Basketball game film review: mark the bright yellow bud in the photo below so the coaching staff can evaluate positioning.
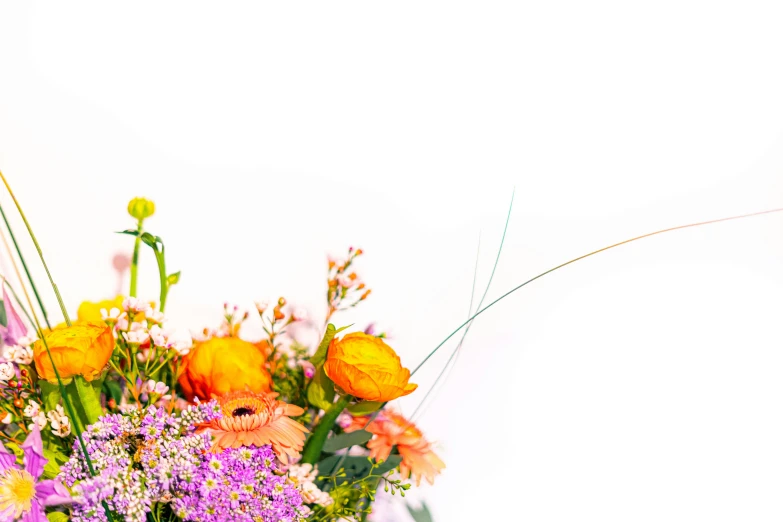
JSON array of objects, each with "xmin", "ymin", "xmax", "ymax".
[
  {"xmin": 127, "ymin": 197, "xmax": 156, "ymax": 221},
  {"xmin": 323, "ymin": 332, "xmax": 417, "ymax": 402},
  {"xmin": 33, "ymin": 321, "xmax": 115, "ymax": 383}
]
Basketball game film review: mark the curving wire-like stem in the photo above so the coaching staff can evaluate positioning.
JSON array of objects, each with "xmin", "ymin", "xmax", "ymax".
[
  {"xmin": 0, "ymin": 171, "xmax": 72, "ymax": 326},
  {"xmin": 0, "ymin": 170, "xmax": 115, "ymax": 521},
  {"xmin": 326, "ymin": 204, "xmax": 783, "ymax": 482},
  {"xmin": 411, "ymin": 205, "xmax": 783, "ymax": 377},
  {"xmin": 0, "ymin": 203, "xmax": 51, "ymax": 329}
]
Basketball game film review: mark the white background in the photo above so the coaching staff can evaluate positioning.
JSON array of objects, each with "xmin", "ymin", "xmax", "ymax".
[{"xmin": 2, "ymin": 2, "xmax": 783, "ymax": 520}]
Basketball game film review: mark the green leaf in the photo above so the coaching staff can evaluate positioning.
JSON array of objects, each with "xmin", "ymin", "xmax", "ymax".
[
  {"xmin": 310, "ymin": 323, "xmax": 352, "ymax": 366},
  {"xmin": 322, "ymin": 430, "xmax": 373, "ymax": 453},
  {"xmin": 47, "ymin": 512, "xmax": 70, "ymax": 522},
  {"xmin": 103, "ymin": 379, "xmax": 123, "ymax": 406},
  {"xmin": 167, "ymin": 271, "xmax": 181, "ymax": 285},
  {"xmin": 0, "ymin": 299, "xmax": 7, "ymax": 327},
  {"xmin": 316, "ymin": 454, "xmax": 402, "ymax": 484},
  {"xmin": 346, "ymin": 401, "xmax": 384, "ymax": 415},
  {"xmin": 140, "ymin": 232, "xmax": 160, "ymax": 251},
  {"xmin": 407, "ymin": 502, "xmax": 434, "ymax": 522},
  {"xmin": 70, "ymin": 376, "xmax": 104, "ymax": 426},
  {"xmin": 40, "ymin": 381, "xmax": 62, "ymax": 412},
  {"xmin": 42, "ymin": 447, "xmax": 67, "ymax": 479},
  {"xmin": 306, "ymin": 366, "xmax": 335, "ymax": 410},
  {"xmin": 117, "ymin": 229, "xmax": 140, "ymax": 237}
]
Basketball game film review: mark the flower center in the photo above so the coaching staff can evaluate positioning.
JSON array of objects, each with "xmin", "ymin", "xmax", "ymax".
[
  {"xmin": 232, "ymin": 407, "xmax": 255, "ymax": 417},
  {"xmin": 0, "ymin": 468, "xmax": 35, "ymax": 518}
]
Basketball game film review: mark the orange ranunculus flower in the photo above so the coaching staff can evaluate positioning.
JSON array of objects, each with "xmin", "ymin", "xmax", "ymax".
[
  {"xmin": 178, "ymin": 337, "xmax": 273, "ymax": 401},
  {"xmin": 323, "ymin": 332, "xmax": 417, "ymax": 402},
  {"xmin": 77, "ymin": 296, "xmax": 125, "ymax": 323},
  {"xmin": 33, "ymin": 321, "xmax": 115, "ymax": 383}
]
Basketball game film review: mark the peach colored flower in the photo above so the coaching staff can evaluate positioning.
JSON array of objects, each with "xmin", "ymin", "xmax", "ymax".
[
  {"xmin": 347, "ymin": 411, "xmax": 445, "ymax": 486},
  {"xmin": 197, "ymin": 391, "xmax": 308, "ymax": 465}
]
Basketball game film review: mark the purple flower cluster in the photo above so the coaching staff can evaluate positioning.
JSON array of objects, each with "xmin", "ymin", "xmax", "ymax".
[
  {"xmin": 59, "ymin": 401, "xmax": 310, "ymax": 522},
  {"xmin": 172, "ymin": 444, "xmax": 310, "ymax": 522},
  {"xmin": 60, "ymin": 401, "xmax": 222, "ymax": 522}
]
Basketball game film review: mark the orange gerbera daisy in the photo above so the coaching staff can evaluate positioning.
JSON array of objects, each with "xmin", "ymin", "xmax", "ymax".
[
  {"xmin": 347, "ymin": 410, "xmax": 445, "ymax": 486},
  {"xmin": 197, "ymin": 391, "xmax": 308, "ymax": 465}
]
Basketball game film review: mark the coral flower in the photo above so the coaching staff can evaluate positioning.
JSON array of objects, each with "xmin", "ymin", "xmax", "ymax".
[
  {"xmin": 347, "ymin": 411, "xmax": 445, "ymax": 486},
  {"xmin": 323, "ymin": 332, "xmax": 417, "ymax": 402},
  {"xmin": 33, "ymin": 321, "xmax": 114, "ymax": 383},
  {"xmin": 178, "ymin": 337, "xmax": 273, "ymax": 401},
  {"xmin": 197, "ymin": 391, "xmax": 309, "ymax": 465}
]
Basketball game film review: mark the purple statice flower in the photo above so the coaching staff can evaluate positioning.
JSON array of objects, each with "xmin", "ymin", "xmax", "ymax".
[
  {"xmin": 172, "ymin": 444, "xmax": 309, "ymax": 522},
  {"xmin": 60, "ymin": 400, "xmax": 221, "ymax": 522},
  {"xmin": 0, "ymin": 424, "xmax": 73, "ymax": 520}
]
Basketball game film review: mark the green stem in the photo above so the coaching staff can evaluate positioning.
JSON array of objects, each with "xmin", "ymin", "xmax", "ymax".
[
  {"xmin": 0, "ymin": 170, "xmax": 115, "ymax": 521},
  {"xmin": 129, "ymin": 221, "xmax": 142, "ymax": 297},
  {"xmin": 154, "ymin": 249, "xmax": 168, "ymax": 312},
  {"xmin": 301, "ymin": 394, "xmax": 352, "ymax": 464},
  {"xmin": 0, "ymin": 203, "xmax": 51, "ymax": 329}
]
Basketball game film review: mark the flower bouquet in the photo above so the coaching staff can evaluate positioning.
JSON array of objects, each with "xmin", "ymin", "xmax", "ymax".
[
  {"xmin": 0, "ymin": 171, "xmax": 779, "ymax": 522},
  {"xmin": 0, "ymin": 181, "xmax": 445, "ymax": 522}
]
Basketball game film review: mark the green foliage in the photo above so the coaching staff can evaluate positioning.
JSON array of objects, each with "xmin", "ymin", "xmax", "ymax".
[
  {"xmin": 0, "ymin": 298, "xmax": 7, "ymax": 327},
  {"xmin": 307, "ymin": 366, "xmax": 335, "ymax": 411},
  {"xmin": 40, "ymin": 380, "xmax": 62, "ymax": 412},
  {"xmin": 47, "ymin": 512, "xmax": 70, "ymax": 522},
  {"xmin": 346, "ymin": 400, "xmax": 383, "ymax": 415},
  {"xmin": 407, "ymin": 502, "xmax": 434, "ymax": 522},
  {"xmin": 310, "ymin": 323, "xmax": 351, "ymax": 366},
  {"xmin": 317, "ymin": 455, "xmax": 402, "ymax": 485},
  {"xmin": 322, "ymin": 430, "xmax": 372, "ymax": 453}
]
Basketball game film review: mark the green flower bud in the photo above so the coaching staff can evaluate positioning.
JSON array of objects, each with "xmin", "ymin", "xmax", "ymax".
[{"xmin": 127, "ymin": 197, "xmax": 156, "ymax": 221}]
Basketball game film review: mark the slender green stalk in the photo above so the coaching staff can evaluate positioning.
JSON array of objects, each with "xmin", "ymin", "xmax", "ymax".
[
  {"xmin": 0, "ymin": 170, "xmax": 115, "ymax": 521},
  {"xmin": 411, "ymin": 205, "xmax": 783, "ymax": 376},
  {"xmin": 130, "ymin": 221, "xmax": 142, "ymax": 297},
  {"xmin": 0, "ymin": 173, "xmax": 71, "ymax": 326},
  {"xmin": 412, "ymin": 189, "xmax": 514, "ymax": 420},
  {"xmin": 154, "ymin": 248, "xmax": 168, "ymax": 312},
  {"xmin": 0, "ymin": 203, "xmax": 51, "ymax": 329},
  {"xmin": 301, "ymin": 394, "xmax": 352, "ymax": 464}
]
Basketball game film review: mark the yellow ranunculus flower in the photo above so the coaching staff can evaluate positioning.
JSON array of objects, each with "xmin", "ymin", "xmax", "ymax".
[
  {"xmin": 33, "ymin": 321, "xmax": 115, "ymax": 383},
  {"xmin": 323, "ymin": 332, "xmax": 418, "ymax": 402},
  {"xmin": 77, "ymin": 296, "xmax": 125, "ymax": 323},
  {"xmin": 178, "ymin": 337, "xmax": 273, "ymax": 401}
]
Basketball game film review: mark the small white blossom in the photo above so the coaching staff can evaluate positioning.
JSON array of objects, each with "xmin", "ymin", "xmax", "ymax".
[
  {"xmin": 168, "ymin": 336, "xmax": 192, "ymax": 356},
  {"xmin": 1, "ymin": 412, "xmax": 12, "ymax": 424},
  {"xmin": 123, "ymin": 330, "xmax": 150, "ymax": 345},
  {"xmin": 0, "ymin": 362, "xmax": 15, "ymax": 382},
  {"xmin": 145, "ymin": 309, "xmax": 166, "ymax": 325},
  {"xmin": 3, "ymin": 344, "xmax": 33, "ymax": 364},
  {"xmin": 28, "ymin": 411, "xmax": 47, "ymax": 431},
  {"xmin": 23, "ymin": 400, "xmax": 41, "ymax": 418},
  {"xmin": 122, "ymin": 297, "xmax": 150, "ymax": 314},
  {"xmin": 16, "ymin": 336, "xmax": 34, "ymax": 348},
  {"xmin": 143, "ymin": 380, "xmax": 169, "ymax": 395},
  {"xmin": 149, "ymin": 325, "xmax": 168, "ymax": 347},
  {"xmin": 101, "ymin": 307, "xmax": 124, "ymax": 322},
  {"xmin": 46, "ymin": 405, "xmax": 71, "ymax": 437}
]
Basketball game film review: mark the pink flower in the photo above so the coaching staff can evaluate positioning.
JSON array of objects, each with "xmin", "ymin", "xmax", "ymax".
[
  {"xmin": 298, "ymin": 360, "xmax": 316, "ymax": 379},
  {"xmin": 0, "ymin": 286, "xmax": 28, "ymax": 348},
  {"xmin": 0, "ymin": 424, "xmax": 73, "ymax": 520}
]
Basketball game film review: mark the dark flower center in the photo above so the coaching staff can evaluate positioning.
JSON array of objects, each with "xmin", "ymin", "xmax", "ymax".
[{"xmin": 232, "ymin": 407, "xmax": 255, "ymax": 417}]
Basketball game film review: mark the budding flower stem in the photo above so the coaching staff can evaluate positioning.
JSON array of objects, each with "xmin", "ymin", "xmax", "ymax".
[
  {"xmin": 129, "ymin": 219, "xmax": 143, "ymax": 297},
  {"xmin": 301, "ymin": 394, "xmax": 353, "ymax": 464}
]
